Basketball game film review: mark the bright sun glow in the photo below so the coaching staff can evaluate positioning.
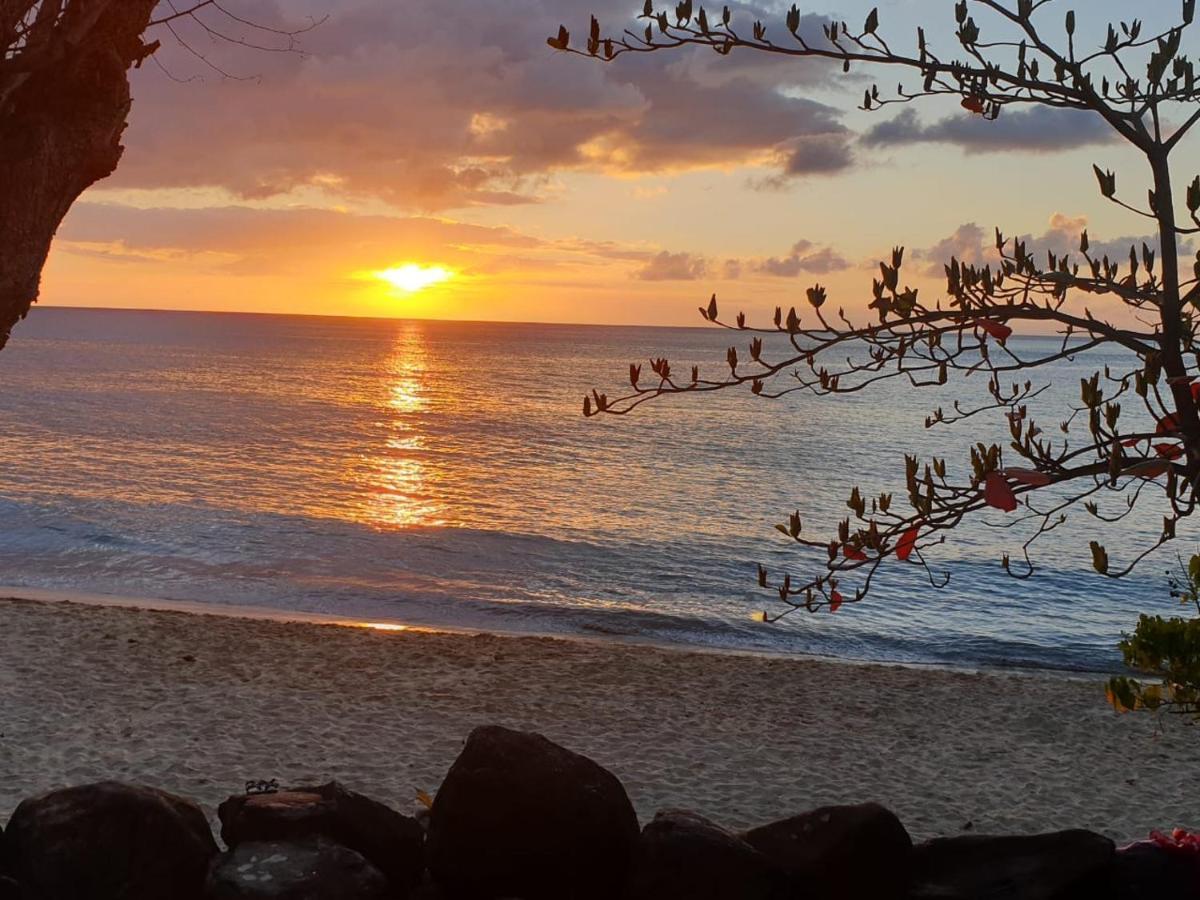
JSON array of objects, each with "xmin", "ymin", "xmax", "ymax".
[{"xmin": 375, "ymin": 264, "xmax": 452, "ymax": 293}]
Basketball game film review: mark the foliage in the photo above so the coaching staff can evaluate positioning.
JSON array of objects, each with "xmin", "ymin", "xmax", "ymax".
[
  {"xmin": 1107, "ymin": 554, "xmax": 1200, "ymax": 718},
  {"xmin": 0, "ymin": 2, "xmax": 320, "ymax": 352},
  {"xmin": 555, "ymin": 1, "xmax": 1200, "ymax": 621}
]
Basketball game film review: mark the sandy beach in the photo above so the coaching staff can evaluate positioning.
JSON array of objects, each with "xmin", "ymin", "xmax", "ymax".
[{"xmin": 0, "ymin": 594, "xmax": 1194, "ymax": 845}]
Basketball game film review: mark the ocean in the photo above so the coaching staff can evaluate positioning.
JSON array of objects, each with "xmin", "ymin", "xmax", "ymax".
[{"xmin": 0, "ymin": 307, "xmax": 1184, "ymax": 672}]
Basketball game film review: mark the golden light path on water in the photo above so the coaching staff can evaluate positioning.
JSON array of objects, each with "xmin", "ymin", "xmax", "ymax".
[{"xmin": 353, "ymin": 326, "xmax": 446, "ymax": 529}]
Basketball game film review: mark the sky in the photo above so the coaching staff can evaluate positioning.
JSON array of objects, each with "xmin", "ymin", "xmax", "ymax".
[{"xmin": 38, "ymin": 0, "xmax": 1198, "ymax": 327}]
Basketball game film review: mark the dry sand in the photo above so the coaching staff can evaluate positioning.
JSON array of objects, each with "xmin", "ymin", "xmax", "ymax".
[{"xmin": 0, "ymin": 595, "xmax": 1194, "ymax": 843}]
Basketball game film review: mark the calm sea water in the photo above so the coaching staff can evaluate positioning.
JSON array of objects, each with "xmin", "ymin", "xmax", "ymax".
[{"xmin": 0, "ymin": 307, "xmax": 1186, "ymax": 672}]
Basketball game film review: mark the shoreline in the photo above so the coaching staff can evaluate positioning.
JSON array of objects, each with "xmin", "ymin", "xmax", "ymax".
[
  {"xmin": 0, "ymin": 585, "xmax": 1118, "ymax": 682},
  {"xmin": 1, "ymin": 593, "xmax": 1195, "ymax": 844}
]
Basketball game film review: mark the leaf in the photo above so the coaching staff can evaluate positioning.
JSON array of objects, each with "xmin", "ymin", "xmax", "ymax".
[
  {"xmin": 707, "ymin": 294, "xmax": 718, "ymax": 320},
  {"xmin": 1155, "ymin": 443, "xmax": 1184, "ymax": 460},
  {"xmin": 829, "ymin": 590, "xmax": 844, "ymax": 613},
  {"xmin": 547, "ymin": 25, "xmax": 570, "ymax": 50},
  {"xmin": 896, "ymin": 526, "xmax": 919, "ymax": 561},
  {"xmin": 1090, "ymin": 541, "xmax": 1109, "ymax": 575},
  {"xmin": 1127, "ymin": 460, "xmax": 1172, "ymax": 478},
  {"xmin": 1093, "ymin": 164, "xmax": 1117, "ymax": 199},
  {"xmin": 973, "ymin": 318, "xmax": 1012, "ymax": 343},
  {"xmin": 1003, "ymin": 467, "xmax": 1052, "ymax": 487},
  {"xmin": 844, "ymin": 545, "xmax": 868, "ymax": 562},
  {"xmin": 864, "ymin": 7, "xmax": 878, "ymax": 33},
  {"xmin": 983, "ymin": 471, "xmax": 1018, "ymax": 512},
  {"xmin": 1157, "ymin": 412, "xmax": 1182, "ymax": 435}
]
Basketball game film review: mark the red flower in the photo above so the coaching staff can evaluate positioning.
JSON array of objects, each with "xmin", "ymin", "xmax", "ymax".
[
  {"xmin": 829, "ymin": 591, "xmax": 844, "ymax": 613},
  {"xmin": 1154, "ymin": 443, "xmax": 1184, "ymax": 460}
]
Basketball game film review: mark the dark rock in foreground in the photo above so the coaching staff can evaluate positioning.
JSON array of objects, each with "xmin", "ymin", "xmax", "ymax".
[
  {"xmin": 743, "ymin": 802, "xmax": 913, "ymax": 899},
  {"xmin": 218, "ymin": 780, "xmax": 424, "ymax": 894},
  {"xmin": 627, "ymin": 809, "xmax": 787, "ymax": 900},
  {"xmin": 1, "ymin": 781, "xmax": 217, "ymax": 900},
  {"xmin": 1110, "ymin": 841, "xmax": 1200, "ymax": 899},
  {"xmin": 907, "ymin": 829, "xmax": 1115, "ymax": 900},
  {"xmin": 0, "ymin": 876, "xmax": 17, "ymax": 900},
  {"xmin": 427, "ymin": 724, "xmax": 640, "ymax": 900},
  {"xmin": 206, "ymin": 839, "xmax": 388, "ymax": 899}
]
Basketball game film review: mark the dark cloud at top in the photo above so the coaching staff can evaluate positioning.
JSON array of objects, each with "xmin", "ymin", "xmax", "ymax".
[
  {"xmin": 117, "ymin": 1, "xmax": 847, "ymax": 210},
  {"xmin": 861, "ymin": 106, "xmax": 1117, "ymax": 154}
]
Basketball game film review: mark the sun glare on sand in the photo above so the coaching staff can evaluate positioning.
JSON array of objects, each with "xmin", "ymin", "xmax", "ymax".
[{"xmin": 374, "ymin": 264, "xmax": 453, "ymax": 293}]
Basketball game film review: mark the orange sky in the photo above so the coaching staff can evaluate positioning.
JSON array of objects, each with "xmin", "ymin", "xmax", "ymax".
[{"xmin": 38, "ymin": 0, "xmax": 1194, "ymax": 329}]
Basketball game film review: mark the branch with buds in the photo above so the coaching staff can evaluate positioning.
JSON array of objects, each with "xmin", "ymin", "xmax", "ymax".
[{"xmin": 561, "ymin": 0, "xmax": 1200, "ymax": 619}]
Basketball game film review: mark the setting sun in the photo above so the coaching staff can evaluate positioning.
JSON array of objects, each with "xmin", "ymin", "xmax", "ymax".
[{"xmin": 374, "ymin": 263, "xmax": 452, "ymax": 293}]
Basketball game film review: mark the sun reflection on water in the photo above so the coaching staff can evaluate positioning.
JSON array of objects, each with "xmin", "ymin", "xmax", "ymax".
[{"xmin": 355, "ymin": 327, "xmax": 445, "ymax": 529}]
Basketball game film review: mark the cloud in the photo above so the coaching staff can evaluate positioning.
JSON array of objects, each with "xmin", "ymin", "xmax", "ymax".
[
  {"xmin": 781, "ymin": 134, "xmax": 855, "ymax": 175},
  {"xmin": 117, "ymin": 2, "xmax": 849, "ymax": 210},
  {"xmin": 913, "ymin": 214, "xmax": 1191, "ymax": 278},
  {"xmin": 758, "ymin": 240, "xmax": 850, "ymax": 277},
  {"xmin": 861, "ymin": 106, "xmax": 1116, "ymax": 154},
  {"xmin": 636, "ymin": 251, "xmax": 708, "ymax": 281},
  {"xmin": 913, "ymin": 223, "xmax": 993, "ymax": 276}
]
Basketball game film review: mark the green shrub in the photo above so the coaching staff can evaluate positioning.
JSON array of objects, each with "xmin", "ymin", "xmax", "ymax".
[{"xmin": 1107, "ymin": 555, "xmax": 1200, "ymax": 718}]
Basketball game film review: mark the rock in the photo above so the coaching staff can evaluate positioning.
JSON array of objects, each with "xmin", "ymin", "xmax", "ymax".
[
  {"xmin": 627, "ymin": 810, "xmax": 787, "ymax": 900},
  {"xmin": 218, "ymin": 781, "xmax": 424, "ymax": 893},
  {"xmin": 907, "ymin": 830, "xmax": 1115, "ymax": 900},
  {"xmin": 0, "ymin": 877, "xmax": 17, "ymax": 900},
  {"xmin": 426, "ymin": 725, "xmax": 640, "ymax": 900},
  {"xmin": 1109, "ymin": 841, "xmax": 1200, "ymax": 899},
  {"xmin": 205, "ymin": 839, "xmax": 389, "ymax": 899},
  {"xmin": 742, "ymin": 802, "xmax": 912, "ymax": 900},
  {"xmin": 1, "ymin": 781, "xmax": 218, "ymax": 900}
]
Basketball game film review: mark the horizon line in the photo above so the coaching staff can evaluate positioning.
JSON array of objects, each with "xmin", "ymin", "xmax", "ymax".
[
  {"xmin": 32, "ymin": 303, "xmax": 1070, "ymax": 337},
  {"xmin": 34, "ymin": 303, "xmax": 713, "ymax": 332}
]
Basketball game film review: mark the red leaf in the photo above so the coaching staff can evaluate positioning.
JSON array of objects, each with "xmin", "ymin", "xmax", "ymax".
[
  {"xmin": 1121, "ymin": 437, "xmax": 1144, "ymax": 448},
  {"xmin": 1003, "ymin": 467, "xmax": 1052, "ymax": 487},
  {"xmin": 844, "ymin": 545, "xmax": 867, "ymax": 562},
  {"xmin": 896, "ymin": 527, "xmax": 919, "ymax": 562},
  {"xmin": 1155, "ymin": 443, "xmax": 1184, "ymax": 459},
  {"xmin": 961, "ymin": 95, "xmax": 985, "ymax": 114},
  {"xmin": 829, "ymin": 591, "xmax": 844, "ymax": 613},
  {"xmin": 1157, "ymin": 413, "xmax": 1181, "ymax": 436},
  {"xmin": 984, "ymin": 471, "xmax": 1018, "ymax": 512},
  {"xmin": 1192, "ymin": 382, "xmax": 1200, "ymax": 403},
  {"xmin": 973, "ymin": 318, "xmax": 1013, "ymax": 343},
  {"xmin": 1129, "ymin": 460, "xmax": 1171, "ymax": 478}
]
